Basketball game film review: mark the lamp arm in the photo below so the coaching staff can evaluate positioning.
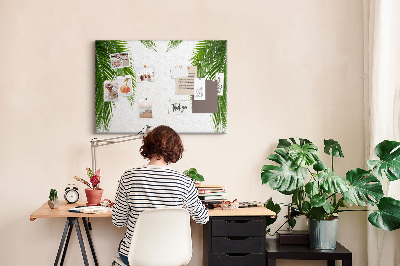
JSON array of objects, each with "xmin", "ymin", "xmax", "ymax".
[{"xmin": 90, "ymin": 125, "xmax": 152, "ymax": 171}]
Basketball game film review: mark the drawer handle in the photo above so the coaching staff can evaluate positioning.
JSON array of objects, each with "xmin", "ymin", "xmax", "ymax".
[
  {"xmin": 224, "ymin": 220, "xmax": 250, "ymax": 224},
  {"xmin": 225, "ymin": 253, "xmax": 250, "ymax": 257},
  {"xmin": 225, "ymin": 236, "xmax": 249, "ymax": 241}
]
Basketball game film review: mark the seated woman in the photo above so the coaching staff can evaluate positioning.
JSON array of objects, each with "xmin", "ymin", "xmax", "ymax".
[{"xmin": 112, "ymin": 125, "xmax": 209, "ymax": 265}]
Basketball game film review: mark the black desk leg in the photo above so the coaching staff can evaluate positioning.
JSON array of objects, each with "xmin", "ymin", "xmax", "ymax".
[
  {"xmin": 54, "ymin": 219, "xmax": 71, "ymax": 266},
  {"xmin": 71, "ymin": 218, "xmax": 89, "ymax": 266},
  {"xmin": 327, "ymin": 260, "xmax": 335, "ymax": 266},
  {"xmin": 83, "ymin": 217, "xmax": 99, "ymax": 266},
  {"xmin": 343, "ymin": 259, "xmax": 352, "ymax": 266},
  {"xmin": 60, "ymin": 220, "xmax": 73, "ymax": 265},
  {"xmin": 267, "ymin": 259, "xmax": 276, "ymax": 266}
]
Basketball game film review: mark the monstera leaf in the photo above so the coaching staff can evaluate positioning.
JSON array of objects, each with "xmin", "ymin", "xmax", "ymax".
[
  {"xmin": 288, "ymin": 142, "xmax": 319, "ymax": 168},
  {"xmin": 368, "ymin": 197, "xmax": 400, "ymax": 231},
  {"xmin": 324, "ymin": 139, "xmax": 344, "ymax": 157},
  {"xmin": 318, "ymin": 169, "xmax": 349, "ymax": 195},
  {"xmin": 367, "ymin": 140, "xmax": 400, "ymax": 181},
  {"xmin": 343, "ymin": 168, "xmax": 383, "ymax": 206},
  {"xmin": 264, "ymin": 198, "xmax": 281, "ymax": 227},
  {"xmin": 261, "ymin": 149, "xmax": 307, "ymax": 192}
]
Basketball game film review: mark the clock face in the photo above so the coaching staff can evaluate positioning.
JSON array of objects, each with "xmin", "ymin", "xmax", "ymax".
[{"xmin": 65, "ymin": 190, "xmax": 79, "ymax": 203}]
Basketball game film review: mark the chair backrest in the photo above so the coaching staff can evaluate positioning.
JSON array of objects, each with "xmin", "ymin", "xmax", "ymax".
[{"xmin": 128, "ymin": 208, "xmax": 192, "ymax": 266}]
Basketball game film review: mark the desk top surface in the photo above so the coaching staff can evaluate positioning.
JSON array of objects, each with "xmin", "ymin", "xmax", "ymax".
[{"xmin": 30, "ymin": 201, "xmax": 274, "ymax": 221}]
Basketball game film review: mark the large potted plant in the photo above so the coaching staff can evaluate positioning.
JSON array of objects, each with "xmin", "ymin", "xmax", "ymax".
[
  {"xmin": 74, "ymin": 168, "xmax": 103, "ymax": 206},
  {"xmin": 261, "ymin": 138, "xmax": 400, "ymax": 249}
]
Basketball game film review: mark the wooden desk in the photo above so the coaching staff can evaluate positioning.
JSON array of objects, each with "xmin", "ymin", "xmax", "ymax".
[
  {"xmin": 204, "ymin": 207, "xmax": 275, "ymax": 266},
  {"xmin": 265, "ymin": 238, "xmax": 352, "ymax": 266},
  {"xmin": 30, "ymin": 201, "xmax": 109, "ymax": 266}
]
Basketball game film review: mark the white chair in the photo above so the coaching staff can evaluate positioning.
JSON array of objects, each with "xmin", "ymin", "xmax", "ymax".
[{"xmin": 112, "ymin": 208, "xmax": 192, "ymax": 266}]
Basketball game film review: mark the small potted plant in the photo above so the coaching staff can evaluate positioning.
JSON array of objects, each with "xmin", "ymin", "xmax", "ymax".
[
  {"xmin": 261, "ymin": 138, "xmax": 400, "ymax": 249},
  {"xmin": 48, "ymin": 189, "xmax": 60, "ymax": 209},
  {"xmin": 74, "ymin": 168, "xmax": 103, "ymax": 206},
  {"xmin": 184, "ymin": 168, "xmax": 204, "ymax": 183}
]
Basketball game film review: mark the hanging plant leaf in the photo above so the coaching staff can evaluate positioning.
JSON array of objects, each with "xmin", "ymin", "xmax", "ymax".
[
  {"xmin": 368, "ymin": 197, "xmax": 400, "ymax": 231},
  {"xmin": 261, "ymin": 148, "xmax": 307, "ymax": 192},
  {"xmin": 367, "ymin": 140, "xmax": 400, "ymax": 181},
  {"xmin": 343, "ymin": 168, "xmax": 383, "ymax": 206},
  {"xmin": 324, "ymin": 139, "xmax": 344, "ymax": 158}
]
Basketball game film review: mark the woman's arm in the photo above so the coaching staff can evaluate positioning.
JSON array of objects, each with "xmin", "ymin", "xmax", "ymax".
[
  {"xmin": 112, "ymin": 175, "xmax": 129, "ymax": 227},
  {"xmin": 182, "ymin": 181, "xmax": 209, "ymax": 224}
]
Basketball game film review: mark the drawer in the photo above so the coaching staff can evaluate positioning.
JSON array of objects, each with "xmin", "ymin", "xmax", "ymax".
[
  {"xmin": 211, "ymin": 253, "xmax": 264, "ymax": 266},
  {"xmin": 212, "ymin": 218, "xmax": 265, "ymax": 236},
  {"xmin": 212, "ymin": 236, "xmax": 264, "ymax": 253}
]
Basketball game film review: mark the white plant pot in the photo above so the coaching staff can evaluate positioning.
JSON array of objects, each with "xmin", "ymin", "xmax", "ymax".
[{"xmin": 48, "ymin": 199, "xmax": 60, "ymax": 209}]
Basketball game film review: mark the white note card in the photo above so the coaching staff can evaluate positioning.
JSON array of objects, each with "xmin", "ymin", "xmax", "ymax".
[
  {"xmin": 216, "ymin": 73, "xmax": 224, "ymax": 96},
  {"xmin": 168, "ymin": 99, "xmax": 192, "ymax": 115},
  {"xmin": 171, "ymin": 66, "xmax": 189, "ymax": 78},
  {"xmin": 194, "ymin": 78, "xmax": 206, "ymax": 100}
]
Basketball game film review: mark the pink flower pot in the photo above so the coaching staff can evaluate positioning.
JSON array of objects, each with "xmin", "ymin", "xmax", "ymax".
[{"xmin": 85, "ymin": 188, "xmax": 103, "ymax": 206}]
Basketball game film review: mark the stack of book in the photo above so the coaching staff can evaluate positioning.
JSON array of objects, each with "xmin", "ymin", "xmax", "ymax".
[{"xmin": 195, "ymin": 184, "xmax": 227, "ymax": 205}]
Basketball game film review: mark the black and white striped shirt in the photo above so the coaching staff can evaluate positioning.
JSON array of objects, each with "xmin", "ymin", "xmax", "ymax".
[{"xmin": 112, "ymin": 165, "xmax": 209, "ymax": 257}]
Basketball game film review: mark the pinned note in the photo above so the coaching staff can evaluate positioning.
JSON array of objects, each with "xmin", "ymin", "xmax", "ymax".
[
  {"xmin": 192, "ymin": 80, "xmax": 218, "ymax": 113},
  {"xmin": 176, "ymin": 66, "xmax": 197, "ymax": 95},
  {"xmin": 136, "ymin": 66, "xmax": 155, "ymax": 82},
  {"xmin": 194, "ymin": 78, "xmax": 206, "ymax": 100},
  {"xmin": 215, "ymin": 73, "xmax": 224, "ymax": 96},
  {"xmin": 139, "ymin": 98, "xmax": 153, "ymax": 118},
  {"xmin": 171, "ymin": 66, "xmax": 189, "ymax": 78},
  {"xmin": 168, "ymin": 99, "xmax": 192, "ymax": 115}
]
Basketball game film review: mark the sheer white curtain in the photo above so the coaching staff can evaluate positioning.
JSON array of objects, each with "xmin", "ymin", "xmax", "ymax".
[{"xmin": 366, "ymin": 0, "xmax": 400, "ymax": 265}]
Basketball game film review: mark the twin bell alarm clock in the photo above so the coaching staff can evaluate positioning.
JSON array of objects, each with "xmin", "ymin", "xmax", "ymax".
[{"xmin": 64, "ymin": 184, "xmax": 79, "ymax": 204}]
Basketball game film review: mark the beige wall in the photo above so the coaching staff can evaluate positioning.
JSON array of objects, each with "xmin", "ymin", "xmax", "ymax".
[{"xmin": 0, "ymin": 0, "xmax": 366, "ymax": 265}]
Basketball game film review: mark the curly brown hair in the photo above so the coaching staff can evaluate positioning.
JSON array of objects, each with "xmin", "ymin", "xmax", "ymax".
[{"xmin": 140, "ymin": 125, "xmax": 184, "ymax": 164}]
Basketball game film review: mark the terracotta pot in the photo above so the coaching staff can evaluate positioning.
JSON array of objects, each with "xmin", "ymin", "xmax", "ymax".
[{"xmin": 85, "ymin": 188, "xmax": 103, "ymax": 206}]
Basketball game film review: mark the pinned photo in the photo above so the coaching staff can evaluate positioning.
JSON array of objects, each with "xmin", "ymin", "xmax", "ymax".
[
  {"xmin": 116, "ymin": 75, "xmax": 133, "ymax": 96},
  {"xmin": 104, "ymin": 81, "xmax": 119, "ymax": 102},
  {"xmin": 110, "ymin": 52, "xmax": 130, "ymax": 69},
  {"xmin": 136, "ymin": 66, "xmax": 155, "ymax": 82},
  {"xmin": 139, "ymin": 98, "xmax": 152, "ymax": 118}
]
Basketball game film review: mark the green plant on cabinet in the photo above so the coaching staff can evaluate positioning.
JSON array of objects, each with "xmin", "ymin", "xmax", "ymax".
[
  {"xmin": 184, "ymin": 168, "xmax": 204, "ymax": 183},
  {"xmin": 261, "ymin": 138, "xmax": 400, "ymax": 232}
]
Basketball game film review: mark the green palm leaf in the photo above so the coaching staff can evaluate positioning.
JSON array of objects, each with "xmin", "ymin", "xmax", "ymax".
[
  {"xmin": 324, "ymin": 139, "xmax": 344, "ymax": 157},
  {"xmin": 140, "ymin": 40, "xmax": 157, "ymax": 52},
  {"xmin": 343, "ymin": 168, "xmax": 383, "ymax": 206},
  {"xmin": 95, "ymin": 40, "xmax": 136, "ymax": 132},
  {"xmin": 318, "ymin": 169, "xmax": 349, "ymax": 195},
  {"xmin": 190, "ymin": 40, "xmax": 227, "ymax": 133},
  {"xmin": 166, "ymin": 40, "xmax": 182, "ymax": 52},
  {"xmin": 368, "ymin": 197, "xmax": 400, "ymax": 231}
]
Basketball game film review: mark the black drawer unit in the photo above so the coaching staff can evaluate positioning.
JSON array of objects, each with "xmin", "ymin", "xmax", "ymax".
[{"xmin": 204, "ymin": 216, "xmax": 267, "ymax": 266}]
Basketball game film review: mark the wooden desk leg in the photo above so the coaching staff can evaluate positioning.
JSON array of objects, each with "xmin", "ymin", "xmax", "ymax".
[
  {"xmin": 82, "ymin": 217, "xmax": 99, "ymax": 266},
  {"xmin": 71, "ymin": 218, "xmax": 89, "ymax": 266},
  {"xmin": 267, "ymin": 259, "xmax": 276, "ymax": 266},
  {"xmin": 327, "ymin": 260, "xmax": 335, "ymax": 266},
  {"xmin": 54, "ymin": 218, "xmax": 71, "ymax": 266}
]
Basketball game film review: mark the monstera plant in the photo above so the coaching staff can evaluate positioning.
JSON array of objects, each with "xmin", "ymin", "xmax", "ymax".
[{"xmin": 261, "ymin": 138, "xmax": 400, "ymax": 232}]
